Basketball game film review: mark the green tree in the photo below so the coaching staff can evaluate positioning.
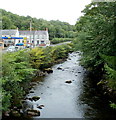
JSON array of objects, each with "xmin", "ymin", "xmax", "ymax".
[
  {"xmin": 2, "ymin": 16, "xmax": 16, "ymax": 29},
  {"xmin": 74, "ymin": 2, "xmax": 116, "ymax": 108}
]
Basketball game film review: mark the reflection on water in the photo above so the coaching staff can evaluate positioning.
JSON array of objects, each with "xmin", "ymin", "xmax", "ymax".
[{"xmin": 79, "ymin": 73, "xmax": 116, "ymax": 120}]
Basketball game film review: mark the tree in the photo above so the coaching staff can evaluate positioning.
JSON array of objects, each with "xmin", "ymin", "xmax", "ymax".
[
  {"xmin": 1, "ymin": 9, "xmax": 75, "ymax": 40},
  {"xmin": 2, "ymin": 16, "xmax": 16, "ymax": 29},
  {"xmin": 74, "ymin": 1, "xmax": 116, "ymax": 109}
]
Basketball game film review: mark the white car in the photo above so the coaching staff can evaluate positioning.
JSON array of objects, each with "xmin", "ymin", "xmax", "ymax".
[{"xmin": 6, "ymin": 46, "xmax": 16, "ymax": 52}]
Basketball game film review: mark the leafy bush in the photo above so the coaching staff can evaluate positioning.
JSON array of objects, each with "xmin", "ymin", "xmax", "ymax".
[
  {"xmin": 2, "ymin": 49, "xmax": 35, "ymax": 111},
  {"xmin": 2, "ymin": 44, "xmax": 73, "ymax": 112},
  {"xmin": 110, "ymin": 103, "xmax": 116, "ymax": 109},
  {"xmin": 29, "ymin": 44, "xmax": 72, "ymax": 69},
  {"xmin": 105, "ymin": 64, "xmax": 116, "ymax": 90}
]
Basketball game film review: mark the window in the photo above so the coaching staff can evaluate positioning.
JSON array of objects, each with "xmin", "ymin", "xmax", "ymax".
[
  {"xmin": 41, "ymin": 41, "xmax": 44, "ymax": 44},
  {"xmin": 8, "ymin": 41, "xmax": 12, "ymax": 43}
]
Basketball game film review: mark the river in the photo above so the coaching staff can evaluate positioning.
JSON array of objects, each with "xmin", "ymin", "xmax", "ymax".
[
  {"xmin": 29, "ymin": 52, "xmax": 84, "ymax": 118},
  {"xmin": 22, "ymin": 51, "xmax": 115, "ymax": 119},
  {"xmin": 3, "ymin": 52, "xmax": 115, "ymax": 120}
]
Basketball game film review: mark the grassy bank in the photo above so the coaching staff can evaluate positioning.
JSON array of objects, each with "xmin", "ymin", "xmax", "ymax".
[{"xmin": 1, "ymin": 43, "xmax": 73, "ymax": 113}]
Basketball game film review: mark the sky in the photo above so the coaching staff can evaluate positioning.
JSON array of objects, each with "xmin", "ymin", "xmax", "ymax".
[{"xmin": 1, "ymin": 0, "xmax": 92, "ymax": 25}]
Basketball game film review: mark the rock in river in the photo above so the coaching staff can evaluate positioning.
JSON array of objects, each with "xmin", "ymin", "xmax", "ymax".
[
  {"xmin": 30, "ymin": 91, "xmax": 34, "ymax": 93},
  {"xmin": 37, "ymin": 105, "xmax": 45, "ymax": 109},
  {"xmin": 65, "ymin": 80, "xmax": 72, "ymax": 84},
  {"xmin": 57, "ymin": 67, "xmax": 62, "ymax": 70},
  {"xmin": 78, "ymin": 71, "xmax": 81, "ymax": 73}
]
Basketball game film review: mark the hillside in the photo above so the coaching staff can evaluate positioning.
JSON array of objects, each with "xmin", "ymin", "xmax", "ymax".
[{"xmin": 1, "ymin": 9, "xmax": 76, "ymax": 40}]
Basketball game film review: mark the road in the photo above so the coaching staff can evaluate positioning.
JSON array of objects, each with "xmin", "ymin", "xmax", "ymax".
[
  {"xmin": 50, "ymin": 41, "xmax": 71, "ymax": 46},
  {"xmin": 2, "ymin": 41, "xmax": 72, "ymax": 54}
]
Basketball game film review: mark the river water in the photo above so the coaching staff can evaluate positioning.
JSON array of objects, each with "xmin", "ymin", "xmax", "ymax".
[
  {"xmin": 29, "ymin": 52, "xmax": 85, "ymax": 118},
  {"xmin": 23, "ymin": 52, "xmax": 115, "ymax": 119}
]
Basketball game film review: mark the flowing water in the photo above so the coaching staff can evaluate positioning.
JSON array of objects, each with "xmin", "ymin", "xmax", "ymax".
[
  {"xmin": 4, "ymin": 52, "xmax": 115, "ymax": 120},
  {"xmin": 24, "ymin": 52, "xmax": 115, "ymax": 119}
]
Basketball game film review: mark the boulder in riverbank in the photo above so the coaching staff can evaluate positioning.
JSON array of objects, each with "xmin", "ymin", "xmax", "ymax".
[
  {"xmin": 10, "ymin": 110, "xmax": 21, "ymax": 117},
  {"xmin": 27, "ymin": 109, "xmax": 40, "ymax": 116},
  {"xmin": 44, "ymin": 68, "xmax": 53, "ymax": 73},
  {"xmin": 32, "ymin": 96, "xmax": 40, "ymax": 101},
  {"xmin": 4, "ymin": 111, "xmax": 10, "ymax": 117}
]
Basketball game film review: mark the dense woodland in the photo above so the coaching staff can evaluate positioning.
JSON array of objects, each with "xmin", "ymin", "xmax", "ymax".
[
  {"xmin": 73, "ymin": 2, "xmax": 116, "ymax": 108},
  {"xmin": 1, "ymin": 9, "xmax": 76, "ymax": 40}
]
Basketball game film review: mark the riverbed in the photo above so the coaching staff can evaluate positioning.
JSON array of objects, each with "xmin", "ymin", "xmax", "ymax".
[
  {"xmin": 24, "ymin": 52, "xmax": 115, "ymax": 119},
  {"xmin": 27, "ymin": 52, "xmax": 85, "ymax": 118}
]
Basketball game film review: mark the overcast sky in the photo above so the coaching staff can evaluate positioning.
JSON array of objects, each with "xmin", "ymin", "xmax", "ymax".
[{"xmin": 1, "ymin": 0, "xmax": 92, "ymax": 25}]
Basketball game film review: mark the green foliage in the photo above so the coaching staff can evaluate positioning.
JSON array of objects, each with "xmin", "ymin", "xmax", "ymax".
[
  {"xmin": 100, "ymin": 54, "xmax": 116, "ymax": 70},
  {"xmin": 2, "ymin": 90, "xmax": 11, "ymax": 111},
  {"xmin": 110, "ymin": 103, "xmax": 116, "ymax": 109},
  {"xmin": 1, "ymin": 9, "xmax": 75, "ymax": 40},
  {"xmin": 29, "ymin": 44, "xmax": 73, "ymax": 69},
  {"xmin": 51, "ymin": 38, "xmax": 73, "ymax": 44},
  {"xmin": 2, "ymin": 16, "xmax": 16, "ymax": 29},
  {"xmin": 74, "ymin": 2, "xmax": 116, "ymax": 70},
  {"xmin": 73, "ymin": 2, "xmax": 116, "ymax": 108},
  {"xmin": 41, "ymin": 47, "xmax": 53, "ymax": 68},
  {"xmin": 2, "ymin": 44, "xmax": 73, "ymax": 112},
  {"xmin": 29, "ymin": 47, "xmax": 46, "ymax": 69},
  {"xmin": 51, "ymin": 45, "xmax": 68, "ymax": 60},
  {"xmin": 2, "ymin": 49, "xmax": 35, "ymax": 111},
  {"xmin": 105, "ymin": 64, "xmax": 116, "ymax": 90}
]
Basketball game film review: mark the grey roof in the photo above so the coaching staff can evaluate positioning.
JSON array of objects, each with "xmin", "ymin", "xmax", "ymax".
[
  {"xmin": 35, "ymin": 31, "xmax": 47, "ymax": 35},
  {"xmin": 1, "ymin": 29, "xmax": 18, "ymax": 35},
  {"xmin": 19, "ymin": 30, "xmax": 47, "ymax": 35},
  {"xmin": 19, "ymin": 31, "xmax": 35, "ymax": 35}
]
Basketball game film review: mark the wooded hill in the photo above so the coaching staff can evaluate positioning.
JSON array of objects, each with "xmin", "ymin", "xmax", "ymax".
[{"xmin": 1, "ymin": 9, "xmax": 76, "ymax": 40}]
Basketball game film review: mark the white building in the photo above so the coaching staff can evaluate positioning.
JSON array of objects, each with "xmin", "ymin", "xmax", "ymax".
[
  {"xmin": 1, "ymin": 28, "xmax": 50, "ymax": 47},
  {"xmin": 1, "ymin": 28, "xmax": 19, "ymax": 46},
  {"xmin": 19, "ymin": 29, "xmax": 50, "ymax": 46}
]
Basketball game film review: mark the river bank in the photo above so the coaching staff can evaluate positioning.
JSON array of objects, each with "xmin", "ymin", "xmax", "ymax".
[
  {"xmin": 2, "ymin": 44, "xmax": 73, "ymax": 118},
  {"xmin": 2, "ymin": 52, "xmax": 116, "ymax": 119}
]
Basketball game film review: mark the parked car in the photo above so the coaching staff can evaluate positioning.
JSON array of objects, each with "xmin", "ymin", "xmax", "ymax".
[{"xmin": 6, "ymin": 46, "xmax": 16, "ymax": 52}]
